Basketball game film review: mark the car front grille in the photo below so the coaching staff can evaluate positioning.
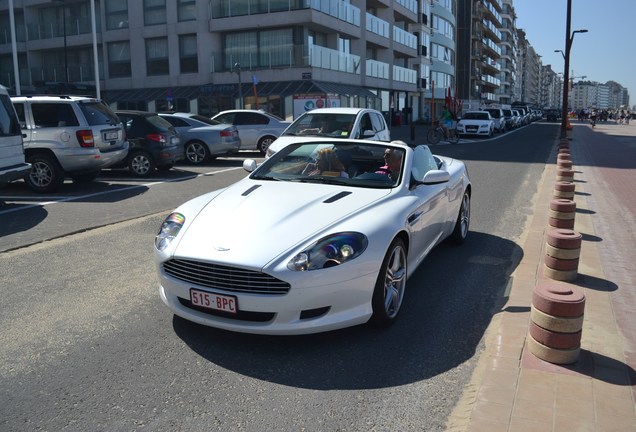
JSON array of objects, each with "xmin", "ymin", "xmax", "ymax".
[{"xmin": 163, "ymin": 258, "xmax": 290, "ymax": 295}]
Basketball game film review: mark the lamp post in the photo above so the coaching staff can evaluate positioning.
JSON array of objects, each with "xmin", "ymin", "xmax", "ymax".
[
  {"xmin": 554, "ymin": 49, "xmax": 565, "ymax": 59},
  {"xmin": 559, "ymin": 0, "xmax": 588, "ymax": 139},
  {"xmin": 234, "ymin": 62, "xmax": 243, "ymax": 109},
  {"xmin": 52, "ymin": 0, "xmax": 69, "ymax": 83}
]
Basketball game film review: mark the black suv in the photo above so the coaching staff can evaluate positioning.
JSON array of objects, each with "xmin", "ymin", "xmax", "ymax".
[{"xmin": 115, "ymin": 111, "xmax": 183, "ymax": 176}]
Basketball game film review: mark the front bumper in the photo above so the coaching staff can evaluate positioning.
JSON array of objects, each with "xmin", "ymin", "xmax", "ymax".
[{"xmin": 158, "ymin": 269, "xmax": 377, "ymax": 335}]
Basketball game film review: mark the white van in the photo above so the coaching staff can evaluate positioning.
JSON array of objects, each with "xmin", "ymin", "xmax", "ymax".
[{"xmin": 0, "ymin": 85, "xmax": 30, "ymax": 186}]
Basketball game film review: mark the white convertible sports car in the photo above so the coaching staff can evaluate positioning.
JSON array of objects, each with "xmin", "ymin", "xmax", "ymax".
[{"xmin": 155, "ymin": 139, "xmax": 471, "ymax": 335}]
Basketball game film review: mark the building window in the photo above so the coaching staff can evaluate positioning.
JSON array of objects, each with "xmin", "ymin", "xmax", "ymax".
[
  {"xmin": 431, "ymin": 43, "xmax": 454, "ymax": 65},
  {"xmin": 178, "ymin": 0, "xmax": 197, "ymax": 21},
  {"xmin": 144, "ymin": 0, "xmax": 167, "ymax": 26},
  {"xmin": 108, "ymin": 41, "xmax": 132, "ymax": 78},
  {"xmin": 106, "ymin": 0, "xmax": 128, "ymax": 30},
  {"xmin": 432, "ymin": 15, "xmax": 454, "ymax": 41},
  {"xmin": 146, "ymin": 37, "xmax": 169, "ymax": 75},
  {"xmin": 431, "ymin": 71, "xmax": 453, "ymax": 89},
  {"xmin": 179, "ymin": 34, "xmax": 198, "ymax": 74},
  {"xmin": 225, "ymin": 29, "xmax": 294, "ymax": 69}
]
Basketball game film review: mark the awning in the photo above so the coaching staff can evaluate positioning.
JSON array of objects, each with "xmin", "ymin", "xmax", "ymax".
[{"xmin": 103, "ymin": 80, "xmax": 379, "ymax": 103}]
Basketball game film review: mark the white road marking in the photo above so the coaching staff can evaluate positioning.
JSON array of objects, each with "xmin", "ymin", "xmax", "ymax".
[{"xmin": 0, "ymin": 167, "xmax": 242, "ymax": 215}]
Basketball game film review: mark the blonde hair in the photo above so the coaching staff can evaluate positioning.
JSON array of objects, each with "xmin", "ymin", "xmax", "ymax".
[{"xmin": 315, "ymin": 148, "xmax": 345, "ymax": 172}]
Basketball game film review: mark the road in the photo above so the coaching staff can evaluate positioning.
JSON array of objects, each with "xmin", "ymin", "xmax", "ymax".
[{"xmin": 0, "ymin": 123, "xmax": 557, "ymax": 431}]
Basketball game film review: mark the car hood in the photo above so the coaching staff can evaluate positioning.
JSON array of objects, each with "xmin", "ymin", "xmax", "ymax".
[
  {"xmin": 458, "ymin": 119, "xmax": 491, "ymax": 125},
  {"xmin": 173, "ymin": 180, "xmax": 391, "ymax": 268}
]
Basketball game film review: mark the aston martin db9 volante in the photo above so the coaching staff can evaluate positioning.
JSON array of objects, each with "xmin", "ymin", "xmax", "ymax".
[{"xmin": 155, "ymin": 139, "xmax": 471, "ymax": 335}]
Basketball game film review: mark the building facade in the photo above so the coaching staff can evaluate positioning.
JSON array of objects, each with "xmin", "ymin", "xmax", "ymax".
[{"xmin": 0, "ymin": 0, "xmax": 438, "ymax": 121}]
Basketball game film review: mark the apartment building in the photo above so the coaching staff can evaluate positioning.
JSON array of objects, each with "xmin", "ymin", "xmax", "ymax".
[
  {"xmin": 497, "ymin": 0, "xmax": 516, "ymax": 105},
  {"xmin": 570, "ymin": 80, "xmax": 630, "ymax": 111},
  {"xmin": 456, "ymin": 0, "xmax": 505, "ymax": 109},
  {"xmin": 0, "ymin": 0, "xmax": 436, "ymax": 121}
]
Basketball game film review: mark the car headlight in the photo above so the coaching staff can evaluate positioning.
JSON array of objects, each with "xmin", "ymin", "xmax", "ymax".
[
  {"xmin": 479, "ymin": 124, "xmax": 489, "ymax": 129},
  {"xmin": 287, "ymin": 232, "xmax": 368, "ymax": 271},
  {"xmin": 155, "ymin": 212, "xmax": 185, "ymax": 251}
]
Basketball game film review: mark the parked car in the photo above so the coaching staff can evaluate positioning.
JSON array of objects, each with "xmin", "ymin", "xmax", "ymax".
[
  {"xmin": 456, "ymin": 111, "xmax": 495, "ymax": 137},
  {"xmin": 545, "ymin": 109, "xmax": 561, "ymax": 122},
  {"xmin": 11, "ymin": 95, "xmax": 128, "ymax": 192},
  {"xmin": 155, "ymin": 139, "xmax": 471, "ymax": 334},
  {"xmin": 482, "ymin": 108, "xmax": 506, "ymax": 133},
  {"xmin": 266, "ymin": 107, "xmax": 391, "ymax": 157},
  {"xmin": 511, "ymin": 110, "xmax": 523, "ymax": 128},
  {"xmin": 501, "ymin": 109, "xmax": 516, "ymax": 130},
  {"xmin": 159, "ymin": 113, "xmax": 240, "ymax": 164},
  {"xmin": 211, "ymin": 109, "xmax": 290, "ymax": 154},
  {"xmin": 0, "ymin": 85, "xmax": 31, "ymax": 188},
  {"xmin": 115, "ymin": 110, "xmax": 183, "ymax": 176}
]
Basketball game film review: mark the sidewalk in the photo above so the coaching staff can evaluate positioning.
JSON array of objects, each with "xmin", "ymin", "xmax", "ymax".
[{"xmin": 445, "ymin": 120, "xmax": 636, "ymax": 432}]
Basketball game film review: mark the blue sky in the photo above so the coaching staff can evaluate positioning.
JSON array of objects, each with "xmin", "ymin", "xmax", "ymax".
[{"xmin": 514, "ymin": 0, "xmax": 636, "ymax": 106}]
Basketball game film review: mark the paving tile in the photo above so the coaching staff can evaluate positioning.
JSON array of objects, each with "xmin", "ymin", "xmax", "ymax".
[
  {"xmin": 594, "ymin": 393, "xmax": 636, "ymax": 418},
  {"xmin": 464, "ymin": 417, "xmax": 509, "ymax": 432},
  {"xmin": 555, "ymin": 396, "xmax": 595, "ymax": 421},
  {"xmin": 554, "ymin": 414, "xmax": 595, "ymax": 432},
  {"xmin": 512, "ymin": 397, "xmax": 554, "ymax": 420},
  {"xmin": 556, "ymin": 375, "xmax": 594, "ymax": 402},
  {"xmin": 470, "ymin": 399, "xmax": 512, "ymax": 424},
  {"xmin": 508, "ymin": 416, "xmax": 553, "ymax": 432},
  {"xmin": 476, "ymin": 384, "xmax": 516, "ymax": 406}
]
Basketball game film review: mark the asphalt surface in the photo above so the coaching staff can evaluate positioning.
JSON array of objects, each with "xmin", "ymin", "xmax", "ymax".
[{"xmin": 0, "ymin": 122, "xmax": 556, "ymax": 431}]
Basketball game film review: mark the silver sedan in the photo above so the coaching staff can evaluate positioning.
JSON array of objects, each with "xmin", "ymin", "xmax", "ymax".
[{"xmin": 159, "ymin": 113, "xmax": 241, "ymax": 164}]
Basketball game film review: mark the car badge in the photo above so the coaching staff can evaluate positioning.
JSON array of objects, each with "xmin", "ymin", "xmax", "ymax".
[{"xmin": 213, "ymin": 246, "xmax": 230, "ymax": 251}]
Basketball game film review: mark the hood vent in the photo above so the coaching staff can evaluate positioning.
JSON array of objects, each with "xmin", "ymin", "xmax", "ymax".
[
  {"xmin": 323, "ymin": 191, "xmax": 352, "ymax": 203},
  {"xmin": 242, "ymin": 185, "xmax": 262, "ymax": 196}
]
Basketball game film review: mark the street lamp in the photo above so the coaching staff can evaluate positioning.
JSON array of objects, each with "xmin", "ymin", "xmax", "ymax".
[
  {"xmin": 559, "ymin": 0, "xmax": 588, "ymax": 139},
  {"xmin": 554, "ymin": 49, "xmax": 565, "ymax": 59},
  {"xmin": 52, "ymin": 0, "xmax": 69, "ymax": 83},
  {"xmin": 234, "ymin": 62, "xmax": 243, "ymax": 109}
]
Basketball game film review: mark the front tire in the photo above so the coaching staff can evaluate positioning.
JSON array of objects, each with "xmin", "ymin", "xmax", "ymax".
[
  {"xmin": 450, "ymin": 191, "xmax": 470, "ymax": 244},
  {"xmin": 26, "ymin": 153, "xmax": 65, "ymax": 193},
  {"xmin": 370, "ymin": 238, "xmax": 407, "ymax": 328}
]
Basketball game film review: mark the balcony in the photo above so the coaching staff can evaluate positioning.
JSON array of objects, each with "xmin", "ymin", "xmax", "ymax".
[
  {"xmin": 366, "ymin": 59, "xmax": 389, "ymax": 79},
  {"xmin": 366, "ymin": 13, "xmax": 389, "ymax": 38},
  {"xmin": 393, "ymin": 26, "xmax": 417, "ymax": 50},
  {"xmin": 393, "ymin": 64, "xmax": 416, "ymax": 84}
]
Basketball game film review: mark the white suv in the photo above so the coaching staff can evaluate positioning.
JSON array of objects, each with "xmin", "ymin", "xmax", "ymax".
[
  {"xmin": 12, "ymin": 95, "xmax": 129, "ymax": 192},
  {"xmin": 0, "ymin": 85, "xmax": 31, "ymax": 187}
]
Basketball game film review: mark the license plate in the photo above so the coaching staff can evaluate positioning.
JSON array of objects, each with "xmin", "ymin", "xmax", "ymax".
[
  {"xmin": 190, "ymin": 289, "xmax": 237, "ymax": 314},
  {"xmin": 104, "ymin": 131, "xmax": 118, "ymax": 140}
]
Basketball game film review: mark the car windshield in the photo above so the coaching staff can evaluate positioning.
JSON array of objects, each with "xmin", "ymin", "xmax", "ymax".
[
  {"xmin": 251, "ymin": 141, "xmax": 404, "ymax": 188},
  {"xmin": 463, "ymin": 112, "xmax": 489, "ymax": 120},
  {"xmin": 283, "ymin": 113, "xmax": 357, "ymax": 138},
  {"xmin": 485, "ymin": 110, "xmax": 501, "ymax": 118}
]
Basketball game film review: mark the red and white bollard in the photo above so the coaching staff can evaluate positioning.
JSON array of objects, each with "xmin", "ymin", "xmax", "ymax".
[
  {"xmin": 528, "ymin": 282, "xmax": 585, "ymax": 364},
  {"xmin": 544, "ymin": 228, "xmax": 582, "ymax": 281}
]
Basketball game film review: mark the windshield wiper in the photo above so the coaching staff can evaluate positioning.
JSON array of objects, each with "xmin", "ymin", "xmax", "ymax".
[
  {"xmin": 251, "ymin": 175, "xmax": 280, "ymax": 181},
  {"xmin": 293, "ymin": 177, "xmax": 349, "ymax": 185}
]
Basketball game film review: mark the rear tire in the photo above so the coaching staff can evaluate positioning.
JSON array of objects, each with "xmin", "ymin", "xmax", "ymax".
[
  {"xmin": 426, "ymin": 128, "xmax": 441, "ymax": 144},
  {"xmin": 128, "ymin": 151, "xmax": 155, "ymax": 177},
  {"xmin": 370, "ymin": 238, "xmax": 407, "ymax": 328},
  {"xmin": 26, "ymin": 153, "xmax": 65, "ymax": 193},
  {"xmin": 258, "ymin": 136, "xmax": 276, "ymax": 154},
  {"xmin": 185, "ymin": 141, "xmax": 210, "ymax": 164}
]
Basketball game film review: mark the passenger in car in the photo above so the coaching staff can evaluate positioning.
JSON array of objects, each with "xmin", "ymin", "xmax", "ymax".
[{"xmin": 302, "ymin": 147, "xmax": 349, "ymax": 177}]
